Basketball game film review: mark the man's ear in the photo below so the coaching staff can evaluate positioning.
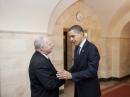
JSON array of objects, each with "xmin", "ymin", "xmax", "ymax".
[
  {"xmin": 40, "ymin": 47, "xmax": 43, "ymax": 51},
  {"xmin": 81, "ymin": 32, "xmax": 84, "ymax": 36}
]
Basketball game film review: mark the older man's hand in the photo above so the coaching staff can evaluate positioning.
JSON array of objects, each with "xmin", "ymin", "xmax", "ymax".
[{"xmin": 56, "ymin": 70, "xmax": 72, "ymax": 80}]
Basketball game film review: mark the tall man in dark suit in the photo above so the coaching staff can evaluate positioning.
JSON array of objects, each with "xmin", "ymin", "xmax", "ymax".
[
  {"xmin": 29, "ymin": 36, "xmax": 65, "ymax": 97},
  {"xmin": 57, "ymin": 25, "xmax": 101, "ymax": 97}
]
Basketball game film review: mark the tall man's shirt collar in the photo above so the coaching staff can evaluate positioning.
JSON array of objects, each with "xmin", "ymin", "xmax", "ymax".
[{"xmin": 79, "ymin": 38, "xmax": 86, "ymax": 53}]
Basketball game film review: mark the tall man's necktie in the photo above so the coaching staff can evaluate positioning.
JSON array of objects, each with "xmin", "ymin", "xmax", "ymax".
[{"xmin": 76, "ymin": 46, "xmax": 80, "ymax": 56}]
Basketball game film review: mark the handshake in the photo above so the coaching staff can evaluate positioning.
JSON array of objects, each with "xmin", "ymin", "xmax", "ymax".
[{"xmin": 56, "ymin": 70, "xmax": 72, "ymax": 80}]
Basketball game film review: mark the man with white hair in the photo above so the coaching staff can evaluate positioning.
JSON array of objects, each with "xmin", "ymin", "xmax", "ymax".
[{"xmin": 29, "ymin": 36, "xmax": 65, "ymax": 97}]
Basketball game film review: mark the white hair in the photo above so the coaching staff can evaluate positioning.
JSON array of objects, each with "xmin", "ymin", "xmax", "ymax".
[{"xmin": 34, "ymin": 36, "xmax": 49, "ymax": 50}]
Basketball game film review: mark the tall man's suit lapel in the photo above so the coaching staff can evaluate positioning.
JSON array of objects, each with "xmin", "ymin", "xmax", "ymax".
[
  {"xmin": 74, "ymin": 40, "xmax": 89, "ymax": 70},
  {"xmin": 75, "ymin": 40, "xmax": 88, "ymax": 64}
]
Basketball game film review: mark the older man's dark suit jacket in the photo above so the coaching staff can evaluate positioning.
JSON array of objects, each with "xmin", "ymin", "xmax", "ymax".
[
  {"xmin": 29, "ymin": 51, "xmax": 65, "ymax": 97},
  {"xmin": 70, "ymin": 40, "xmax": 101, "ymax": 97}
]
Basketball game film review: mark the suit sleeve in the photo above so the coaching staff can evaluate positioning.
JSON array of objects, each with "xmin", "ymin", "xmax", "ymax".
[
  {"xmin": 72, "ymin": 45, "xmax": 100, "ymax": 82},
  {"xmin": 69, "ymin": 64, "xmax": 75, "ymax": 72},
  {"xmin": 35, "ymin": 62, "xmax": 65, "ymax": 90}
]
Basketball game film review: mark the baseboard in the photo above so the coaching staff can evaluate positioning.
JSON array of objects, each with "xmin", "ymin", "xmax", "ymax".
[
  {"xmin": 59, "ymin": 89, "xmax": 64, "ymax": 95},
  {"xmin": 99, "ymin": 75, "xmax": 130, "ymax": 82}
]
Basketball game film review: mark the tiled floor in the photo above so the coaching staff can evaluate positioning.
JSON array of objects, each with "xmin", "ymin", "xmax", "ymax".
[{"xmin": 60, "ymin": 78, "xmax": 130, "ymax": 97}]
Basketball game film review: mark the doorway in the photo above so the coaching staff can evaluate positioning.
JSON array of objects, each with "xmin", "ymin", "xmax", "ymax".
[
  {"xmin": 63, "ymin": 29, "xmax": 68, "ymax": 70},
  {"xmin": 63, "ymin": 28, "xmax": 73, "ymax": 70}
]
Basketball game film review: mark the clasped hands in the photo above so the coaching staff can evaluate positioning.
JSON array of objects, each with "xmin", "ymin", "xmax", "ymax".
[{"xmin": 56, "ymin": 70, "xmax": 72, "ymax": 80}]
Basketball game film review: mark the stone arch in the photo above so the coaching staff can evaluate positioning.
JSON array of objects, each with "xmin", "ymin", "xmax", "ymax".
[
  {"xmin": 48, "ymin": 0, "xmax": 79, "ymax": 33},
  {"xmin": 48, "ymin": 0, "xmax": 103, "ymax": 76},
  {"xmin": 119, "ymin": 21, "xmax": 130, "ymax": 77},
  {"xmin": 108, "ymin": 0, "xmax": 130, "ymax": 37},
  {"xmin": 108, "ymin": 13, "xmax": 130, "ymax": 37},
  {"xmin": 106, "ymin": 2, "xmax": 130, "ymax": 77}
]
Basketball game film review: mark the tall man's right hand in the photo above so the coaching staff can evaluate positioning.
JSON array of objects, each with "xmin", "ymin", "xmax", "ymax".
[{"xmin": 56, "ymin": 70, "xmax": 72, "ymax": 80}]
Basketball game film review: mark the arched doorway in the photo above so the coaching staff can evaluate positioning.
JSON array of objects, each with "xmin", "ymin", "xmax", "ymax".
[{"xmin": 120, "ymin": 21, "xmax": 130, "ymax": 77}]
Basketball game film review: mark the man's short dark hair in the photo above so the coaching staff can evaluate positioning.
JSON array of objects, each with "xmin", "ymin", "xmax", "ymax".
[{"xmin": 69, "ymin": 25, "xmax": 84, "ymax": 33}]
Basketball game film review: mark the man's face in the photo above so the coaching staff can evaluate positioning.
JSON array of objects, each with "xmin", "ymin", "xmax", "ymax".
[
  {"xmin": 46, "ymin": 40, "xmax": 54, "ymax": 53},
  {"xmin": 41, "ymin": 40, "xmax": 54, "ymax": 54},
  {"xmin": 68, "ymin": 31, "xmax": 84, "ymax": 46}
]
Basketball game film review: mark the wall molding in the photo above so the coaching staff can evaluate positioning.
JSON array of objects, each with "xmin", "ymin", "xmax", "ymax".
[
  {"xmin": 0, "ymin": 30, "xmax": 52, "ymax": 35},
  {"xmin": 99, "ymin": 75, "xmax": 130, "ymax": 82}
]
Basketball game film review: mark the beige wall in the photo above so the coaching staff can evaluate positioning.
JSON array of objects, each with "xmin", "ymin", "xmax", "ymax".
[
  {"xmin": 0, "ymin": 31, "xmax": 31, "ymax": 97},
  {"xmin": 0, "ymin": 0, "xmax": 61, "ymax": 32}
]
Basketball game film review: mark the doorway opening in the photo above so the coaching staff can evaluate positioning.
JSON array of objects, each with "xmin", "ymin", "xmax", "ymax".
[
  {"xmin": 63, "ymin": 28, "xmax": 73, "ymax": 70},
  {"xmin": 63, "ymin": 29, "xmax": 68, "ymax": 70}
]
